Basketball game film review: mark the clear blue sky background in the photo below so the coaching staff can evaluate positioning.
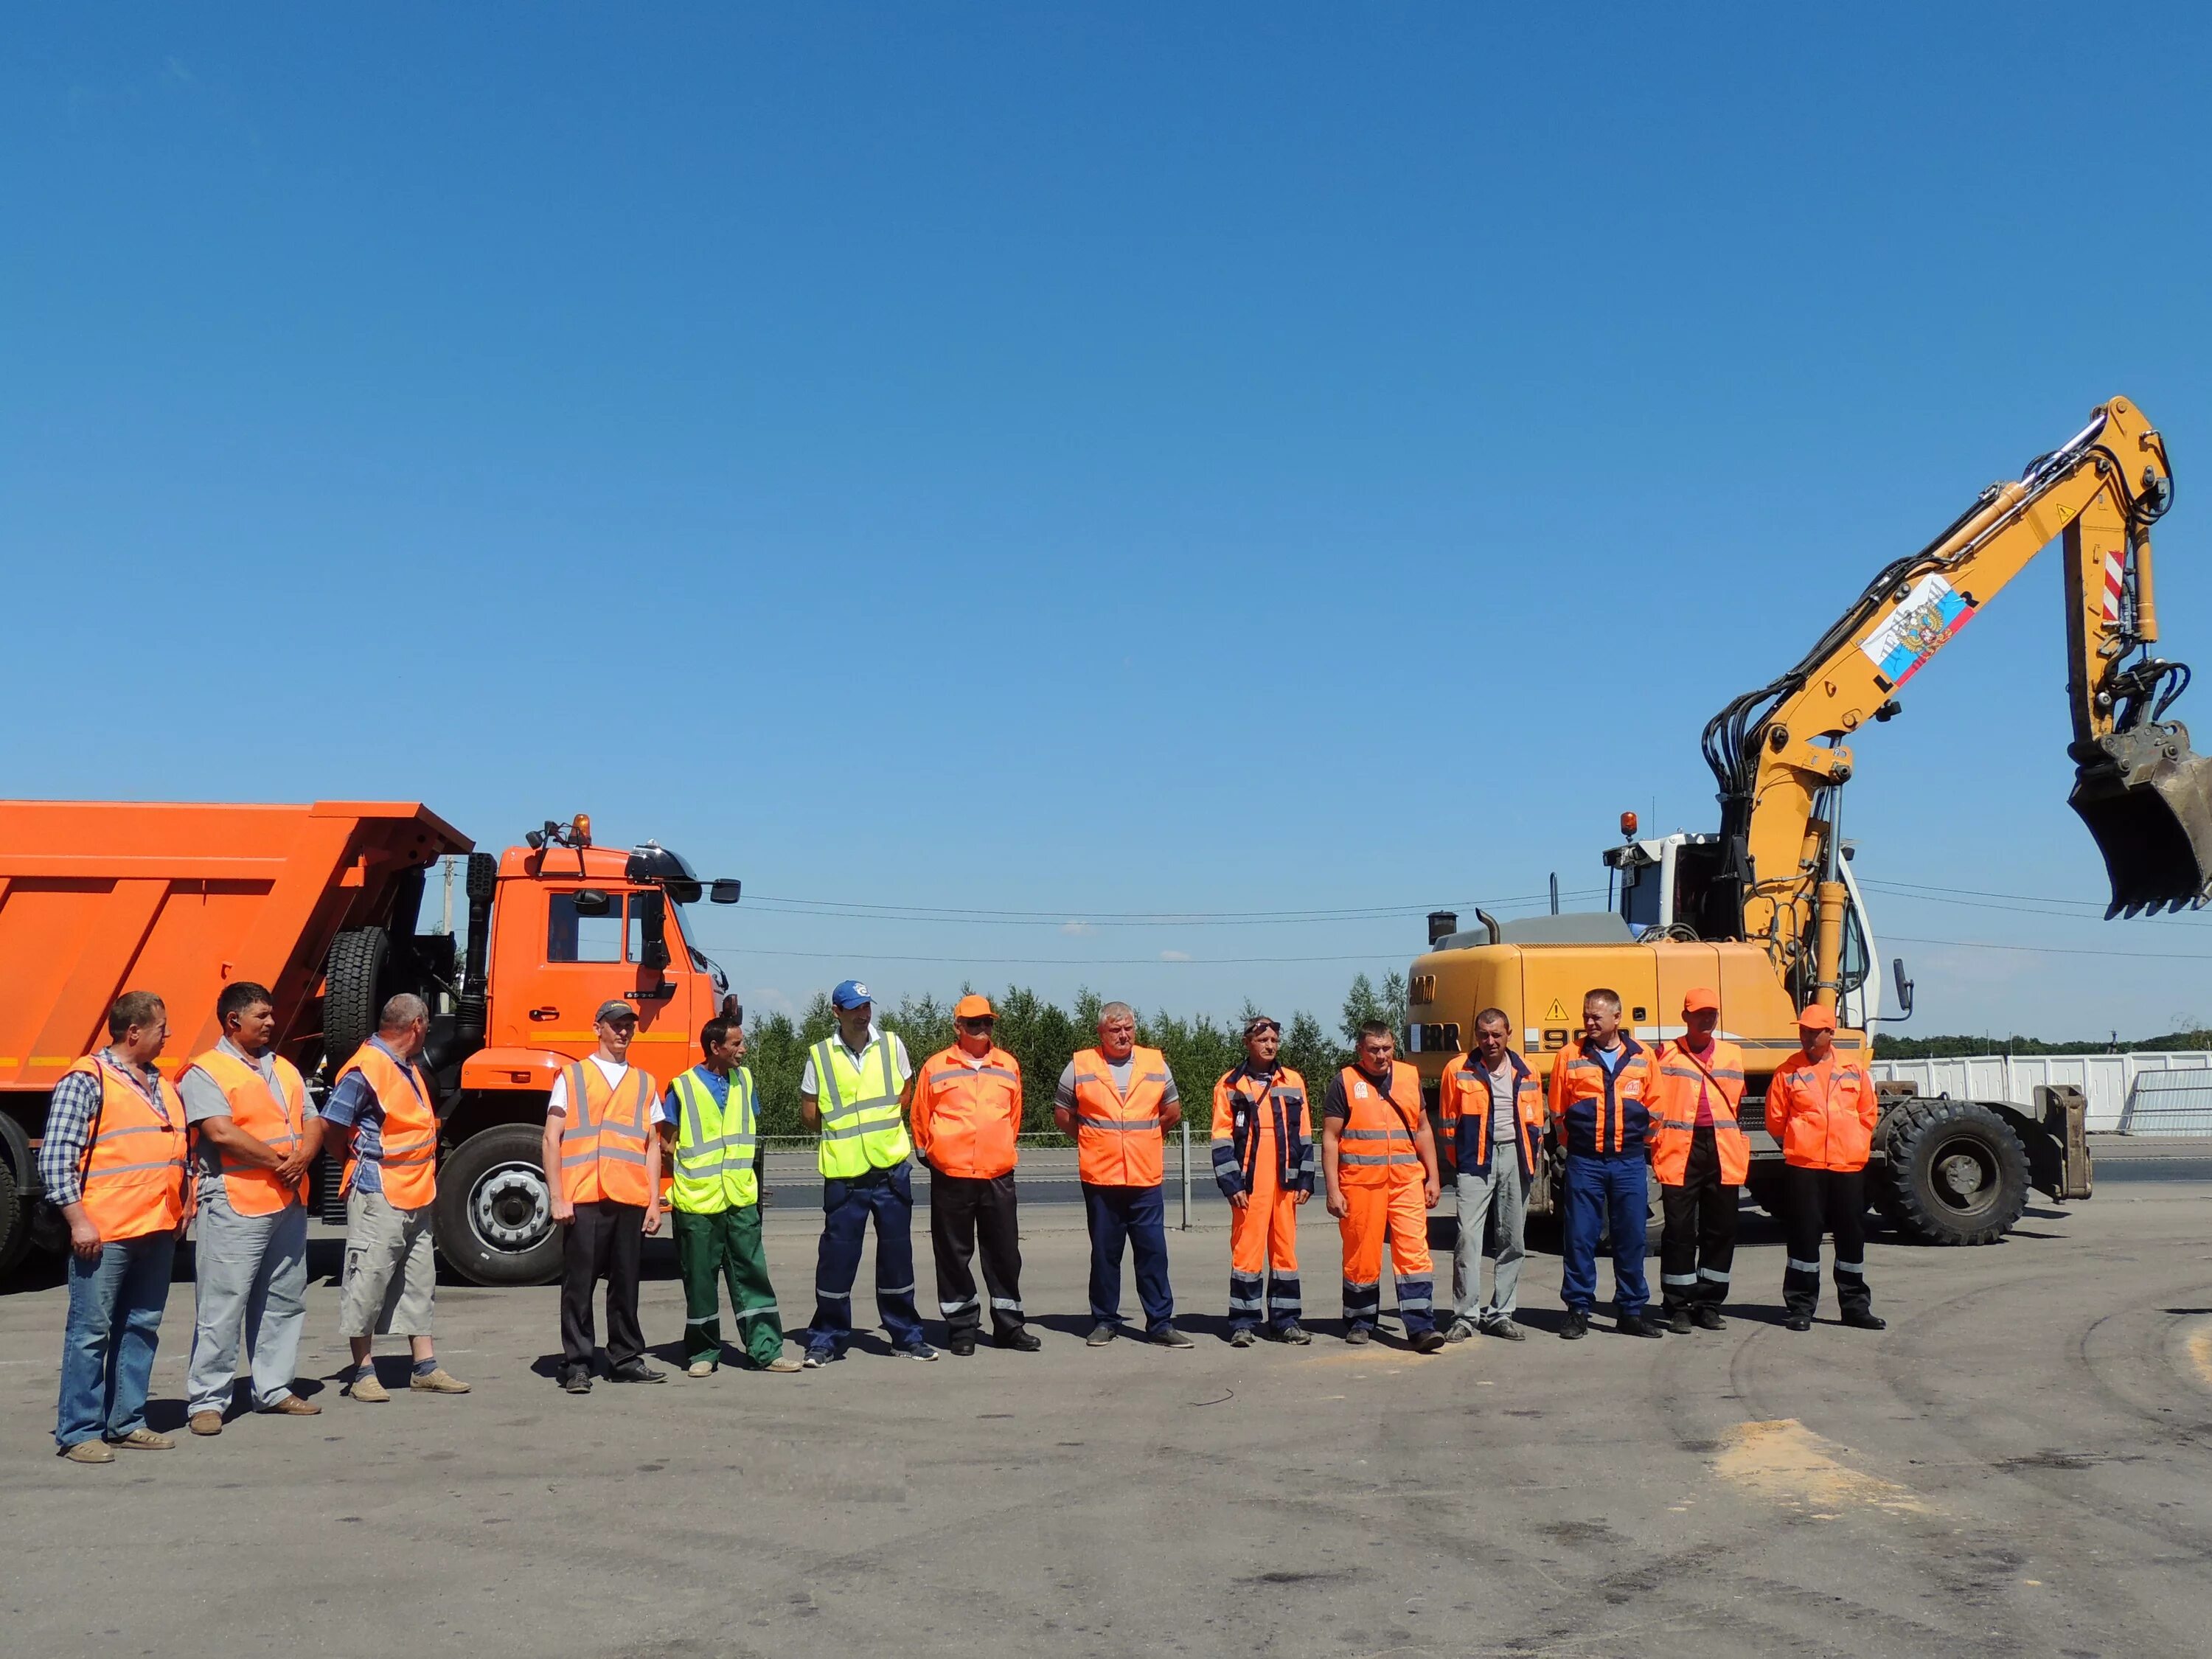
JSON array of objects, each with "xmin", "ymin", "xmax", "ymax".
[{"xmin": 7, "ymin": 6, "xmax": 2212, "ymax": 1038}]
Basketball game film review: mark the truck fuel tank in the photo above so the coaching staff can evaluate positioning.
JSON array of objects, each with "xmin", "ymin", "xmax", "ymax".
[{"xmin": 2070, "ymin": 720, "xmax": 2212, "ymax": 916}]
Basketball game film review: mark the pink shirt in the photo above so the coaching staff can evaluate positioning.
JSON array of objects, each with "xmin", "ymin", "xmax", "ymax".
[{"xmin": 1681, "ymin": 1037, "xmax": 1717, "ymax": 1127}]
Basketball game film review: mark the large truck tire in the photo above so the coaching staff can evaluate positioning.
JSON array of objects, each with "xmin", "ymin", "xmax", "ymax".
[
  {"xmin": 434, "ymin": 1124, "xmax": 564, "ymax": 1287},
  {"xmin": 0, "ymin": 1158, "xmax": 25, "ymax": 1279},
  {"xmin": 0, "ymin": 1110, "xmax": 34, "ymax": 1275},
  {"xmin": 1876, "ymin": 1097, "xmax": 2030, "ymax": 1245},
  {"xmin": 323, "ymin": 926, "xmax": 392, "ymax": 1073}
]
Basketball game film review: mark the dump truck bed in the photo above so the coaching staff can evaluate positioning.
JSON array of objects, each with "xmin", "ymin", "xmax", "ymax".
[{"xmin": 0, "ymin": 800, "xmax": 470, "ymax": 1086}]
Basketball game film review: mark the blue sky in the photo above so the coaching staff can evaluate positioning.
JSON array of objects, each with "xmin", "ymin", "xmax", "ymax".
[{"xmin": 7, "ymin": 6, "xmax": 2212, "ymax": 1038}]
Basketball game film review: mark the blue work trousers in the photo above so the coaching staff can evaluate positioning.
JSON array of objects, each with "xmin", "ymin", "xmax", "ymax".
[
  {"xmin": 55, "ymin": 1231, "xmax": 176, "ymax": 1450},
  {"xmin": 810, "ymin": 1163, "xmax": 924, "ymax": 1350},
  {"xmin": 1560, "ymin": 1153, "xmax": 1649, "ymax": 1318},
  {"xmin": 1082, "ymin": 1181, "xmax": 1175, "ymax": 1334}
]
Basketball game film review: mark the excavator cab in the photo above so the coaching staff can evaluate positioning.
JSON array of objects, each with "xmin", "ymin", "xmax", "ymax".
[{"xmin": 2070, "ymin": 721, "xmax": 2212, "ymax": 916}]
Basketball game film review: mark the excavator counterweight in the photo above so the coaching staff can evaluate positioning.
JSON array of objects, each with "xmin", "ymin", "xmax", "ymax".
[{"xmin": 2070, "ymin": 722, "xmax": 2212, "ymax": 916}]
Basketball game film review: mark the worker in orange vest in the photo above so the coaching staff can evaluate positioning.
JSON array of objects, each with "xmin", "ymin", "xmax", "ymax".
[
  {"xmin": 1057, "ymin": 1001, "xmax": 1190, "ymax": 1348},
  {"xmin": 1211, "ymin": 1014, "xmax": 1313, "ymax": 1346},
  {"xmin": 1321, "ymin": 1020, "xmax": 1446, "ymax": 1352},
  {"xmin": 1767, "ymin": 1004, "xmax": 1886, "ymax": 1332},
  {"xmin": 324, "ymin": 993, "xmax": 470, "ymax": 1400},
  {"xmin": 1648, "ymin": 987, "xmax": 1749, "ymax": 1333},
  {"xmin": 912, "ymin": 994, "xmax": 1040, "ymax": 1356},
  {"xmin": 1549, "ymin": 987, "xmax": 1664, "ymax": 1339},
  {"xmin": 546, "ymin": 1000, "xmax": 667, "ymax": 1391},
  {"xmin": 179, "ymin": 980, "xmax": 323, "ymax": 1434},
  {"xmin": 42, "ymin": 991, "xmax": 192, "ymax": 1463}
]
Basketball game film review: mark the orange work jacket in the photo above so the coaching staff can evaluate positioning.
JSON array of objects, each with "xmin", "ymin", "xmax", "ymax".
[
  {"xmin": 1331, "ymin": 1062, "xmax": 1425, "ymax": 1191},
  {"xmin": 187, "ymin": 1046, "xmax": 310, "ymax": 1216},
  {"xmin": 1209, "ymin": 1064, "xmax": 1312, "ymax": 1197},
  {"xmin": 1646, "ymin": 1037, "xmax": 1750, "ymax": 1186},
  {"xmin": 1436, "ymin": 1049, "xmax": 1544, "ymax": 1179},
  {"xmin": 913, "ymin": 1045, "xmax": 1023, "ymax": 1180},
  {"xmin": 1069, "ymin": 1046, "xmax": 1172, "ymax": 1187},
  {"xmin": 1547, "ymin": 1036, "xmax": 1660, "ymax": 1158},
  {"xmin": 555, "ymin": 1059, "xmax": 660, "ymax": 1207},
  {"xmin": 1765, "ymin": 1050, "xmax": 1879, "ymax": 1172},
  {"xmin": 332, "ymin": 1041, "xmax": 441, "ymax": 1208},
  {"xmin": 66, "ymin": 1056, "xmax": 190, "ymax": 1243}
]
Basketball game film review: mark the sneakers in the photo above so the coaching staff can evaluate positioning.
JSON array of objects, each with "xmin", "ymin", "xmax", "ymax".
[
  {"xmin": 189, "ymin": 1411, "xmax": 223, "ymax": 1436},
  {"xmin": 1784, "ymin": 1313, "xmax": 1813, "ymax": 1332},
  {"xmin": 894, "ymin": 1340, "xmax": 940, "ymax": 1361},
  {"xmin": 802, "ymin": 1342, "xmax": 839, "ymax": 1368},
  {"xmin": 1228, "ymin": 1328, "xmax": 1256, "ymax": 1349},
  {"xmin": 560, "ymin": 1366, "xmax": 595, "ymax": 1394},
  {"xmin": 1409, "ymin": 1327, "xmax": 1447, "ymax": 1354},
  {"xmin": 1666, "ymin": 1307, "xmax": 1694, "ymax": 1335},
  {"xmin": 1840, "ymin": 1310, "xmax": 1887, "ymax": 1331},
  {"xmin": 762, "ymin": 1354, "xmax": 804, "ymax": 1373},
  {"xmin": 994, "ymin": 1329, "xmax": 1043, "ymax": 1352},
  {"xmin": 347, "ymin": 1369, "xmax": 390, "ymax": 1403},
  {"xmin": 411, "ymin": 1368, "xmax": 471, "ymax": 1394},
  {"xmin": 1085, "ymin": 1323, "xmax": 1116, "ymax": 1347},
  {"xmin": 611, "ymin": 1360, "xmax": 667, "ymax": 1384},
  {"xmin": 1618, "ymin": 1314, "xmax": 1666, "ymax": 1339},
  {"xmin": 948, "ymin": 1332, "xmax": 978, "ymax": 1357},
  {"xmin": 1486, "ymin": 1318, "xmax": 1526, "ymax": 1343},
  {"xmin": 1694, "ymin": 1305, "xmax": 1727, "ymax": 1331},
  {"xmin": 108, "ymin": 1427, "xmax": 173, "ymax": 1450},
  {"xmin": 60, "ymin": 1439, "xmax": 115, "ymax": 1464},
  {"xmin": 686, "ymin": 1360, "xmax": 717, "ymax": 1379},
  {"xmin": 261, "ymin": 1394, "xmax": 321, "ymax": 1415},
  {"xmin": 1344, "ymin": 1324, "xmax": 1373, "ymax": 1346},
  {"xmin": 1150, "ymin": 1326, "xmax": 1194, "ymax": 1349},
  {"xmin": 1275, "ymin": 1322, "xmax": 1312, "ymax": 1346},
  {"xmin": 1560, "ymin": 1310, "xmax": 1590, "ymax": 1340}
]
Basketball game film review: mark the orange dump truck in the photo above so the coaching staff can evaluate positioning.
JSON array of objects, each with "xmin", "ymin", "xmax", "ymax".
[{"xmin": 0, "ymin": 801, "xmax": 740, "ymax": 1284}]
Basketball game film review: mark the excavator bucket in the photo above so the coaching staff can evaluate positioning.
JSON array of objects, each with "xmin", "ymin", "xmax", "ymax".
[{"xmin": 2070, "ymin": 722, "xmax": 2212, "ymax": 916}]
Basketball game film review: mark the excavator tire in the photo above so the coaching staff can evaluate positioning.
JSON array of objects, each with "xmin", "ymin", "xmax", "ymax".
[
  {"xmin": 1875, "ymin": 1097, "xmax": 2029, "ymax": 1245},
  {"xmin": 323, "ymin": 926, "xmax": 392, "ymax": 1074}
]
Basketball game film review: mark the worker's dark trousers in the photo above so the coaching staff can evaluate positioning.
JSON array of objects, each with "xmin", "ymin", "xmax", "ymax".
[
  {"xmin": 1559, "ymin": 1153, "xmax": 1649, "ymax": 1318},
  {"xmin": 1082, "ymin": 1182, "xmax": 1175, "ymax": 1335},
  {"xmin": 929, "ymin": 1171, "xmax": 1026, "ymax": 1340},
  {"xmin": 1781, "ymin": 1164, "xmax": 1874, "ymax": 1320},
  {"xmin": 811, "ymin": 1163, "xmax": 925, "ymax": 1350},
  {"xmin": 560, "ymin": 1200, "xmax": 645, "ymax": 1372},
  {"xmin": 1658, "ymin": 1127, "xmax": 1737, "ymax": 1313}
]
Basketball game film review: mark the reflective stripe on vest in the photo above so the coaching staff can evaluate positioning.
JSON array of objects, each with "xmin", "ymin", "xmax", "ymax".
[
  {"xmin": 333, "ymin": 1042, "xmax": 440, "ymax": 1208},
  {"xmin": 915, "ymin": 1050, "xmax": 1023, "ymax": 1180},
  {"xmin": 1071, "ymin": 1046, "xmax": 1170, "ymax": 1187},
  {"xmin": 558, "ymin": 1060, "xmax": 660, "ymax": 1207},
  {"xmin": 1335, "ymin": 1063, "xmax": 1423, "ymax": 1187},
  {"xmin": 188, "ymin": 1047, "xmax": 310, "ymax": 1216},
  {"xmin": 1648, "ymin": 1040, "xmax": 1750, "ymax": 1186},
  {"xmin": 69, "ymin": 1057, "xmax": 190, "ymax": 1242},
  {"xmin": 810, "ymin": 1036, "xmax": 911, "ymax": 1178},
  {"xmin": 669, "ymin": 1066, "xmax": 759, "ymax": 1213}
]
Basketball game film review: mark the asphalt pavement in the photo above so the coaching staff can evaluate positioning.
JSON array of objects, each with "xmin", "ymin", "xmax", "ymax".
[{"xmin": 2, "ymin": 1155, "xmax": 2210, "ymax": 1658}]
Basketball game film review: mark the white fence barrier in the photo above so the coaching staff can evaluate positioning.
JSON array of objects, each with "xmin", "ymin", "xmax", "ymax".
[{"xmin": 1868, "ymin": 1051, "xmax": 2212, "ymax": 1133}]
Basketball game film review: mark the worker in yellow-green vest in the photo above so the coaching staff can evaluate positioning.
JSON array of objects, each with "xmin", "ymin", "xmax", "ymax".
[
  {"xmin": 799, "ymin": 981, "xmax": 934, "ymax": 1366},
  {"xmin": 657, "ymin": 1013, "xmax": 801, "ymax": 1377}
]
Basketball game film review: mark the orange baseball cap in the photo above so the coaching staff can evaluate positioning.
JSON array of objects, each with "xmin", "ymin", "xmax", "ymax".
[
  {"xmin": 1796, "ymin": 1003, "xmax": 1837, "ymax": 1031},
  {"xmin": 953, "ymin": 994, "xmax": 995, "ymax": 1020},
  {"xmin": 1682, "ymin": 987, "xmax": 1720, "ymax": 1014}
]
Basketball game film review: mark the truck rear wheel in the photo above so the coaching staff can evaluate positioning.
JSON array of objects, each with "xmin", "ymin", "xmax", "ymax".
[
  {"xmin": 434, "ymin": 1123, "xmax": 564, "ymax": 1287},
  {"xmin": 1876, "ymin": 1097, "xmax": 2029, "ymax": 1245},
  {"xmin": 0, "ymin": 1157, "xmax": 24, "ymax": 1279},
  {"xmin": 323, "ymin": 926, "xmax": 392, "ymax": 1072}
]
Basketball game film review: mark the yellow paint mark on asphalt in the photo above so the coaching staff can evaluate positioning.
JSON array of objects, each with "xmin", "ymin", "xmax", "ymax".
[
  {"xmin": 2188, "ymin": 1326, "xmax": 2212, "ymax": 1390},
  {"xmin": 1714, "ymin": 1419, "xmax": 1931, "ymax": 1517}
]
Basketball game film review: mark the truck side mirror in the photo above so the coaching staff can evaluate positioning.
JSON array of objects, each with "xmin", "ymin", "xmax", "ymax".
[
  {"xmin": 1891, "ymin": 956, "xmax": 1915, "ymax": 1020},
  {"xmin": 710, "ymin": 879, "xmax": 742, "ymax": 905},
  {"xmin": 633, "ymin": 891, "xmax": 671, "ymax": 971},
  {"xmin": 571, "ymin": 888, "xmax": 613, "ymax": 917}
]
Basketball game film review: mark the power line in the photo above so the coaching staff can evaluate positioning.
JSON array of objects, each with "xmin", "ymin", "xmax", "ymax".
[
  {"xmin": 737, "ymin": 888, "xmax": 1606, "ymax": 925},
  {"xmin": 697, "ymin": 942, "xmax": 1408, "ymax": 966},
  {"xmin": 1888, "ymin": 933, "xmax": 2212, "ymax": 962},
  {"xmin": 1860, "ymin": 880, "xmax": 2212, "ymax": 928}
]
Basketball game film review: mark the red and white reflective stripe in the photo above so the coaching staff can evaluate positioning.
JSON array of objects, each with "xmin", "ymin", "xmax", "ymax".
[{"xmin": 2101, "ymin": 549, "xmax": 2126, "ymax": 622}]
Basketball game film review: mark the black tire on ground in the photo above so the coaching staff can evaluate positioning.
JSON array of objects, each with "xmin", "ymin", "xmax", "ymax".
[
  {"xmin": 433, "ymin": 1123, "xmax": 565, "ymax": 1287},
  {"xmin": 0, "ymin": 1156, "xmax": 24, "ymax": 1279},
  {"xmin": 1875, "ymin": 1097, "xmax": 2030, "ymax": 1245},
  {"xmin": 323, "ymin": 926, "xmax": 392, "ymax": 1073}
]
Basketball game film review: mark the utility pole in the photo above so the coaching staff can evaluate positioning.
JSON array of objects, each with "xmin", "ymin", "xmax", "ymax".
[{"xmin": 440, "ymin": 856, "xmax": 455, "ymax": 936}]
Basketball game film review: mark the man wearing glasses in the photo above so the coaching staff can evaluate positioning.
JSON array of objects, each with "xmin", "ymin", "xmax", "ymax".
[{"xmin": 911, "ymin": 995, "xmax": 1039, "ymax": 1356}]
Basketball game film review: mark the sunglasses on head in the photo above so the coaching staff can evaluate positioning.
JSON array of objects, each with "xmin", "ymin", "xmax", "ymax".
[{"xmin": 1248, "ymin": 1020, "xmax": 1281, "ymax": 1036}]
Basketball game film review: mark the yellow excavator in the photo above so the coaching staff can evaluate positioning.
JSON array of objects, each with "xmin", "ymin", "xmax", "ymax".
[{"xmin": 1406, "ymin": 395, "xmax": 2204, "ymax": 1244}]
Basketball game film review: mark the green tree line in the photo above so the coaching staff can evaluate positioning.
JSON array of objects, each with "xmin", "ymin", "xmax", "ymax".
[
  {"xmin": 1873, "ymin": 1027, "xmax": 2212, "ymax": 1059},
  {"xmin": 743, "ymin": 973, "xmax": 1408, "ymax": 1138}
]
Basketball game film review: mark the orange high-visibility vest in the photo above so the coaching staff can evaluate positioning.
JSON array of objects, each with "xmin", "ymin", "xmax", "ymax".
[
  {"xmin": 332, "ymin": 1041, "xmax": 440, "ymax": 1208},
  {"xmin": 66, "ymin": 1056, "xmax": 189, "ymax": 1243},
  {"xmin": 912, "ymin": 1046, "xmax": 1023, "ymax": 1180},
  {"xmin": 1333, "ymin": 1062, "xmax": 1425, "ymax": 1190},
  {"xmin": 1070, "ymin": 1046, "xmax": 1171, "ymax": 1186},
  {"xmin": 1765, "ymin": 1051, "xmax": 1879, "ymax": 1172},
  {"xmin": 187, "ymin": 1047, "xmax": 310, "ymax": 1216},
  {"xmin": 1646, "ymin": 1037, "xmax": 1750, "ymax": 1186},
  {"xmin": 556, "ymin": 1059, "xmax": 659, "ymax": 1207}
]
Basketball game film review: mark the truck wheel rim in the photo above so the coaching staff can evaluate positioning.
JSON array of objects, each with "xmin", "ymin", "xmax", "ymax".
[
  {"xmin": 1931, "ymin": 1138, "xmax": 1997, "ymax": 1212},
  {"xmin": 470, "ymin": 1161, "xmax": 553, "ymax": 1253}
]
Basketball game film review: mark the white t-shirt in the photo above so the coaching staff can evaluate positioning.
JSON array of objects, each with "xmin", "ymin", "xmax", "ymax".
[{"xmin": 545, "ymin": 1052, "xmax": 633, "ymax": 1118}]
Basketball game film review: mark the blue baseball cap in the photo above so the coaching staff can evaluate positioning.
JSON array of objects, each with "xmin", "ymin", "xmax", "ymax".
[{"xmin": 830, "ymin": 979, "xmax": 874, "ymax": 1010}]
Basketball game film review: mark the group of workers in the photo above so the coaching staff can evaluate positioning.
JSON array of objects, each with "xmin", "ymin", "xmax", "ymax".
[{"xmin": 45, "ymin": 975, "xmax": 1883, "ymax": 1461}]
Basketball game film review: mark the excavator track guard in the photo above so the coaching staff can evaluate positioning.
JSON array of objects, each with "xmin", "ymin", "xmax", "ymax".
[{"xmin": 2070, "ymin": 720, "xmax": 2212, "ymax": 916}]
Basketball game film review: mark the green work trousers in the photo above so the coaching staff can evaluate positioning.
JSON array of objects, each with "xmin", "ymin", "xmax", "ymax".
[{"xmin": 671, "ymin": 1204, "xmax": 785, "ymax": 1367}]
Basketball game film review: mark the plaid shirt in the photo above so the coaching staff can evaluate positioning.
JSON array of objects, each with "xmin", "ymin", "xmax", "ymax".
[{"xmin": 37, "ymin": 1049, "xmax": 174, "ymax": 1208}]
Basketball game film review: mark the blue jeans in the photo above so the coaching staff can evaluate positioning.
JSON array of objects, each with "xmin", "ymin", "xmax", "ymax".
[
  {"xmin": 810, "ymin": 1164, "xmax": 924, "ymax": 1350},
  {"xmin": 1560, "ymin": 1154, "xmax": 1649, "ymax": 1318},
  {"xmin": 1082, "ymin": 1182, "xmax": 1175, "ymax": 1334},
  {"xmin": 56, "ymin": 1231, "xmax": 176, "ymax": 1449}
]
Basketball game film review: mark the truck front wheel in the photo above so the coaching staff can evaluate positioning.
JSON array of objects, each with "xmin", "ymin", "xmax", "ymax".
[
  {"xmin": 434, "ymin": 1124, "xmax": 565, "ymax": 1287},
  {"xmin": 1875, "ymin": 1097, "xmax": 2030, "ymax": 1245}
]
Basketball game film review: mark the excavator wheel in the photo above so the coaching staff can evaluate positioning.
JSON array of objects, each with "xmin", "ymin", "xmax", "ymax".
[
  {"xmin": 1875, "ymin": 1097, "xmax": 2029, "ymax": 1245},
  {"xmin": 2070, "ymin": 721, "xmax": 2212, "ymax": 916}
]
